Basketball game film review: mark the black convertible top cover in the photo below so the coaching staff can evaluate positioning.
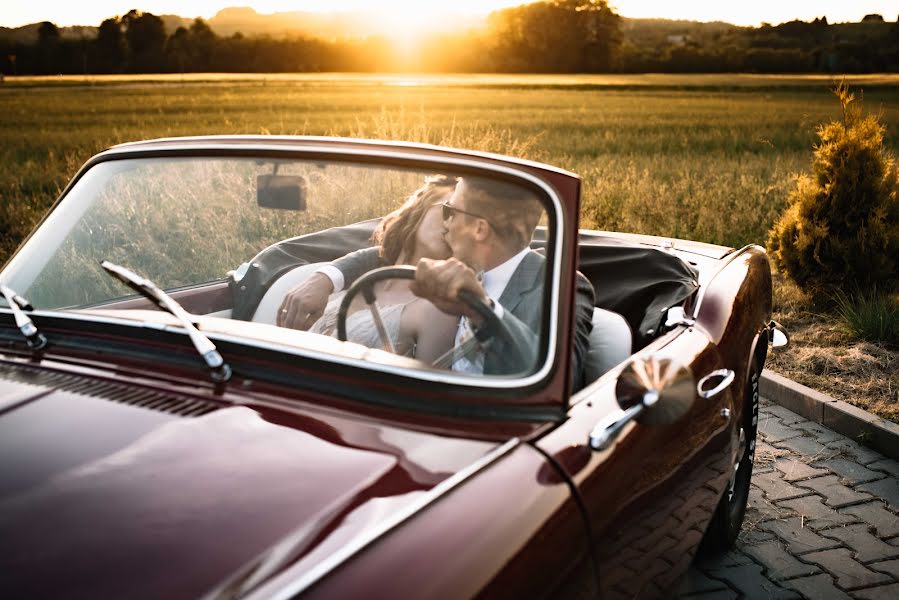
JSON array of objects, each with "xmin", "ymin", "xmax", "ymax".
[{"xmin": 231, "ymin": 220, "xmax": 700, "ymax": 347}]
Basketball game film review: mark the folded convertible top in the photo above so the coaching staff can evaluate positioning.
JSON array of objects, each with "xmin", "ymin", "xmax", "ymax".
[{"xmin": 231, "ymin": 220, "xmax": 699, "ymax": 348}]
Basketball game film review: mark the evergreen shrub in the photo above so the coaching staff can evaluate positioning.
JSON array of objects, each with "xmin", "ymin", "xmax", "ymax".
[{"xmin": 767, "ymin": 83, "xmax": 899, "ymax": 293}]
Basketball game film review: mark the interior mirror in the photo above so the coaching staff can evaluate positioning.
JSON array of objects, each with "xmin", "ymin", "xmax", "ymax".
[
  {"xmin": 589, "ymin": 357, "xmax": 695, "ymax": 451},
  {"xmin": 257, "ymin": 175, "xmax": 307, "ymax": 211}
]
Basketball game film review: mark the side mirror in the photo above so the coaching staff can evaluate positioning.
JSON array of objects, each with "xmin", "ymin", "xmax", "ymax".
[
  {"xmin": 589, "ymin": 357, "xmax": 695, "ymax": 451},
  {"xmin": 768, "ymin": 320, "xmax": 789, "ymax": 349}
]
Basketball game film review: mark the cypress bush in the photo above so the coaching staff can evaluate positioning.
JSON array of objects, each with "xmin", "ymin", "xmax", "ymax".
[{"xmin": 767, "ymin": 83, "xmax": 899, "ymax": 293}]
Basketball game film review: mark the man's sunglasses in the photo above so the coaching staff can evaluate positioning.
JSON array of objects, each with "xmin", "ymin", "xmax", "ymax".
[{"xmin": 441, "ymin": 201, "xmax": 493, "ymax": 228}]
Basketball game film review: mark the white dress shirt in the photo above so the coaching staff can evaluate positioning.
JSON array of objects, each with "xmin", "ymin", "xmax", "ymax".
[{"xmin": 452, "ymin": 247, "xmax": 531, "ymax": 374}]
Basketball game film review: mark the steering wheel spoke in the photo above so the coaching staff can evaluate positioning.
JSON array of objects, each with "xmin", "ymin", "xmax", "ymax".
[{"xmin": 337, "ymin": 266, "xmax": 521, "ymax": 370}]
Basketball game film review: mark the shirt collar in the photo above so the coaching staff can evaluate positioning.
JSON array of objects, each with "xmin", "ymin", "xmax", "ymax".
[{"xmin": 482, "ymin": 247, "xmax": 530, "ymax": 300}]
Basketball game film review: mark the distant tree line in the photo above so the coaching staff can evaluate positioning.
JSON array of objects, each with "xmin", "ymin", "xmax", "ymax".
[
  {"xmin": 3, "ymin": 2, "xmax": 899, "ymax": 75},
  {"xmin": 618, "ymin": 17, "xmax": 899, "ymax": 73}
]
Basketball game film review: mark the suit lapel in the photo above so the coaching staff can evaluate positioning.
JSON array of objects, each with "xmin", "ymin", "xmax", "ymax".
[{"xmin": 497, "ymin": 251, "xmax": 544, "ymax": 314}]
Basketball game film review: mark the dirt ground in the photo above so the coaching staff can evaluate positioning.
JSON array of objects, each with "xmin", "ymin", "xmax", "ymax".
[{"xmin": 766, "ymin": 273, "xmax": 899, "ymax": 423}]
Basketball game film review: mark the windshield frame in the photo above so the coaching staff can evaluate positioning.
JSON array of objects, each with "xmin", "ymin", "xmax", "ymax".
[{"xmin": 1, "ymin": 140, "xmax": 568, "ymax": 394}]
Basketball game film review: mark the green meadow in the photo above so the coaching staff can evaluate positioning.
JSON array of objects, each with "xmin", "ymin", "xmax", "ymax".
[{"xmin": 3, "ymin": 73, "xmax": 899, "ymax": 262}]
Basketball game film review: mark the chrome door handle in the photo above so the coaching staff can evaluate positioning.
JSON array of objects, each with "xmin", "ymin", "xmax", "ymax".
[{"xmin": 697, "ymin": 369, "xmax": 734, "ymax": 399}]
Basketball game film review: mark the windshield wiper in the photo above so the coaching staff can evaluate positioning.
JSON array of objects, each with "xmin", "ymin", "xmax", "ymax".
[
  {"xmin": 100, "ymin": 261, "xmax": 232, "ymax": 383},
  {"xmin": 0, "ymin": 284, "xmax": 47, "ymax": 351}
]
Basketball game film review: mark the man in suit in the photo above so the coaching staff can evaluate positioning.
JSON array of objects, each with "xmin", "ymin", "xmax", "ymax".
[{"xmin": 278, "ymin": 176, "xmax": 594, "ymax": 388}]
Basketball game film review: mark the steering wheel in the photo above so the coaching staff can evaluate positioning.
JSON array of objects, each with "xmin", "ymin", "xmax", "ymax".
[{"xmin": 336, "ymin": 265, "xmax": 525, "ymax": 369}]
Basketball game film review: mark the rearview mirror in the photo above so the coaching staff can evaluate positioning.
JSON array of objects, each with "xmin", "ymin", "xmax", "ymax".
[{"xmin": 257, "ymin": 175, "xmax": 307, "ymax": 211}]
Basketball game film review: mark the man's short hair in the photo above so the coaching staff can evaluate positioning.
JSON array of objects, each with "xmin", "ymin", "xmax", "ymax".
[{"xmin": 461, "ymin": 176, "xmax": 544, "ymax": 248}]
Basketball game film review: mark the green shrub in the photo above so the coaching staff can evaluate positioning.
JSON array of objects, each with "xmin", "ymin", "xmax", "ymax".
[
  {"xmin": 767, "ymin": 83, "xmax": 899, "ymax": 292},
  {"xmin": 834, "ymin": 289, "xmax": 899, "ymax": 347}
]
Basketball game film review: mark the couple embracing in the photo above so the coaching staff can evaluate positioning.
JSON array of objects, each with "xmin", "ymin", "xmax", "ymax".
[{"xmin": 278, "ymin": 174, "xmax": 594, "ymax": 387}]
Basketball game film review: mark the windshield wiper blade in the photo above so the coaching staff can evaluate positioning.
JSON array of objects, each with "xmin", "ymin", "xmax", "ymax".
[
  {"xmin": 100, "ymin": 261, "xmax": 232, "ymax": 383},
  {"xmin": 0, "ymin": 284, "xmax": 47, "ymax": 351}
]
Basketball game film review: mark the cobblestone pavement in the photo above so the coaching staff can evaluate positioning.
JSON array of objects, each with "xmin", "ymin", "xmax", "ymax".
[{"xmin": 677, "ymin": 398, "xmax": 899, "ymax": 599}]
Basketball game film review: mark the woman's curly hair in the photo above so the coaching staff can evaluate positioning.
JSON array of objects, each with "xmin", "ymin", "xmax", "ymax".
[{"xmin": 372, "ymin": 175, "xmax": 457, "ymax": 265}]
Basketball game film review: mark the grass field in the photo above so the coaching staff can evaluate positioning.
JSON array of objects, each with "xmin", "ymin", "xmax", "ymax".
[
  {"xmin": 3, "ymin": 73, "xmax": 899, "ymax": 261},
  {"xmin": 1, "ymin": 73, "xmax": 898, "ymax": 419}
]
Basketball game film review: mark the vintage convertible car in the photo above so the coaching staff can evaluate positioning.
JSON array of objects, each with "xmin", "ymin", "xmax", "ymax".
[{"xmin": 0, "ymin": 137, "xmax": 786, "ymax": 599}]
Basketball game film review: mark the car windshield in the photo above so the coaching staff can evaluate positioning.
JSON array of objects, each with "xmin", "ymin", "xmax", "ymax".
[{"xmin": 1, "ymin": 151, "xmax": 558, "ymax": 386}]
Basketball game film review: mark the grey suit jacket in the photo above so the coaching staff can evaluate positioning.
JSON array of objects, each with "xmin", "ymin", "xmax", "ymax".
[{"xmin": 333, "ymin": 247, "xmax": 594, "ymax": 389}]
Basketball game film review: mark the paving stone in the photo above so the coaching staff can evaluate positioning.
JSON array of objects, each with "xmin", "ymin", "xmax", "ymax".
[
  {"xmin": 742, "ymin": 540, "xmax": 821, "ymax": 580},
  {"xmin": 850, "ymin": 582, "xmax": 899, "ymax": 599},
  {"xmin": 840, "ymin": 503, "xmax": 899, "ymax": 538},
  {"xmin": 826, "ymin": 440, "xmax": 884, "ymax": 466},
  {"xmin": 675, "ymin": 570, "xmax": 729, "ymax": 595},
  {"xmin": 856, "ymin": 479, "xmax": 899, "ymax": 512},
  {"xmin": 779, "ymin": 496, "xmax": 857, "ymax": 530},
  {"xmin": 755, "ymin": 442, "xmax": 793, "ymax": 473},
  {"xmin": 759, "ymin": 417, "xmax": 804, "ymax": 443},
  {"xmin": 745, "ymin": 487, "xmax": 799, "ymax": 523},
  {"xmin": 776, "ymin": 458, "xmax": 829, "ymax": 482},
  {"xmin": 777, "ymin": 436, "xmax": 829, "ymax": 458},
  {"xmin": 763, "ymin": 404, "xmax": 806, "ymax": 425},
  {"xmin": 867, "ymin": 558, "xmax": 899, "ymax": 578},
  {"xmin": 738, "ymin": 530, "xmax": 776, "ymax": 544},
  {"xmin": 677, "ymin": 589, "xmax": 738, "ymax": 600},
  {"xmin": 706, "ymin": 563, "xmax": 800, "ymax": 599},
  {"xmin": 819, "ymin": 524, "xmax": 899, "ymax": 563},
  {"xmin": 760, "ymin": 517, "xmax": 843, "ymax": 554},
  {"xmin": 801, "ymin": 548, "xmax": 892, "ymax": 589},
  {"xmin": 695, "ymin": 549, "xmax": 754, "ymax": 570},
  {"xmin": 867, "ymin": 459, "xmax": 899, "ymax": 479},
  {"xmin": 755, "ymin": 471, "xmax": 813, "ymax": 502},
  {"xmin": 783, "ymin": 574, "xmax": 853, "ymax": 600},
  {"xmin": 814, "ymin": 458, "xmax": 885, "ymax": 485},
  {"xmin": 795, "ymin": 476, "xmax": 874, "ymax": 508},
  {"xmin": 792, "ymin": 421, "xmax": 845, "ymax": 444}
]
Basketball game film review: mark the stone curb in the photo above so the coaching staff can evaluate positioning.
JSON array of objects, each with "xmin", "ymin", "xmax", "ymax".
[{"xmin": 761, "ymin": 369, "xmax": 899, "ymax": 461}]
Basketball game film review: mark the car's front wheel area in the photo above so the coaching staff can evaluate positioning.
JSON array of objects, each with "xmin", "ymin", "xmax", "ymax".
[{"xmin": 699, "ymin": 346, "xmax": 763, "ymax": 553}]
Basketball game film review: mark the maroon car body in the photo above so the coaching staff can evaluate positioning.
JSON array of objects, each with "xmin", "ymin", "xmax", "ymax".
[{"xmin": 0, "ymin": 137, "xmax": 778, "ymax": 599}]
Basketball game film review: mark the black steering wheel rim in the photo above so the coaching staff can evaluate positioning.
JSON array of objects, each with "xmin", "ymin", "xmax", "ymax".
[{"xmin": 337, "ymin": 265, "xmax": 524, "ymax": 367}]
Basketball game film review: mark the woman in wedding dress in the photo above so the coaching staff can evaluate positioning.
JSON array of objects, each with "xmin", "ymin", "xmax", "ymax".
[{"xmin": 310, "ymin": 176, "xmax": 460, "ymax": 363}]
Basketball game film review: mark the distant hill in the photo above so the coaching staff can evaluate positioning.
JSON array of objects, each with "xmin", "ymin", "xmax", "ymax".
[
  {"xmin": 0, "ymin": 10, "xmax": 722, "ymax": 45},
  {"xmin": 0, "ymin": 6, "xmax": 893, "ymax": 48},
  {"xmin": 0, "ymin": 6, "xmax": 483, "ymax": 44},
  {"xmin": 0, "ymin": 23, "xmax": 99, "ymax": 44},
  {"xmin": 207, "ymin": 7, "xmax": 376, "ymax": 39}
]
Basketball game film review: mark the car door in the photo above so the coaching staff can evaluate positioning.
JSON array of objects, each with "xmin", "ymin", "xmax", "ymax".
[{"xmin": 536, "ymin": 325, "xmax": 737, "ymax": 599}]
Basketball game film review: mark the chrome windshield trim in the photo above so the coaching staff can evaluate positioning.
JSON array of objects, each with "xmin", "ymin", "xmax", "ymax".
[
  {"xmin": 243, "ymin": 438, "xmax": 521, "ymax": 600},
  {"xmin": 2, "ymin": 144, "xmax": 567, "ymax": 391}
]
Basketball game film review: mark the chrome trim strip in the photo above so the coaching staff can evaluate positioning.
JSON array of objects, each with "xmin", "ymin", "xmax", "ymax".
[
  {"xmin": 248, "ymin": 437, "xmax": 521, "ymax": 600},
  {"xmin": 2, "ymin": 144, "xmax": 566, "ymax": 391},
  {"xmin": 105, "ymin": 134, "xmax": 581, "ymax": 179},
  {"xmin": 688, "ymin": 244, "xmax": 754, "ymax": 320}
]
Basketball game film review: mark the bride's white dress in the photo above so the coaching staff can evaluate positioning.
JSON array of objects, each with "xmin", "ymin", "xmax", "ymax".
[{"xmin": 310, "ymin": 292, "xmax": 414, "ymax": 355}]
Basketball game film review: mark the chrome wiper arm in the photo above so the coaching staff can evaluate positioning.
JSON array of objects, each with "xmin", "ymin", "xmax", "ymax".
[
  {"xmin": 0, "ymin": 284, "xmax": 47, "ymax": 351},
  {"xmin": 100, "ymin": 261, "xmax": 232, "ymax": 383}
]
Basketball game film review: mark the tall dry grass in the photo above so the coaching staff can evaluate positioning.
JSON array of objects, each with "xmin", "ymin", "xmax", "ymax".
[{"xmin": 6, "ymin": 79, "xmax": 898, "ymax": 263}]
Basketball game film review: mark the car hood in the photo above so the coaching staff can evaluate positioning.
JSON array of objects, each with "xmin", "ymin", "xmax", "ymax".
[{"xmin": 0, "ymin": 365, "xmax": 497, "ymax": 599}]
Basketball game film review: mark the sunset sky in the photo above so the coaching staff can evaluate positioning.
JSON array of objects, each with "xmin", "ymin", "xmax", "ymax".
[{"xmin": 2, "ymin": 1, "xmax": 898, "ymax": 29}]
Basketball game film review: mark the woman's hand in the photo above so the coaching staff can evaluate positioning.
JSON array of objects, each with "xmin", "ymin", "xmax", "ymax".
[{"xmin": 277, "ymin": 272, "xmax": 334, "ymax": 330}]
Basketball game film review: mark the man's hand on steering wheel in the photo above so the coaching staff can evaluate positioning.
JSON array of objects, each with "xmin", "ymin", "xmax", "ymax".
[
  {"xmin": 337, "ymin": 265, "xmax": 522, "ymax": 370},
  {"xmin": 410, "ymin": 258, "xmax": 489, "ymax": 325}
]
